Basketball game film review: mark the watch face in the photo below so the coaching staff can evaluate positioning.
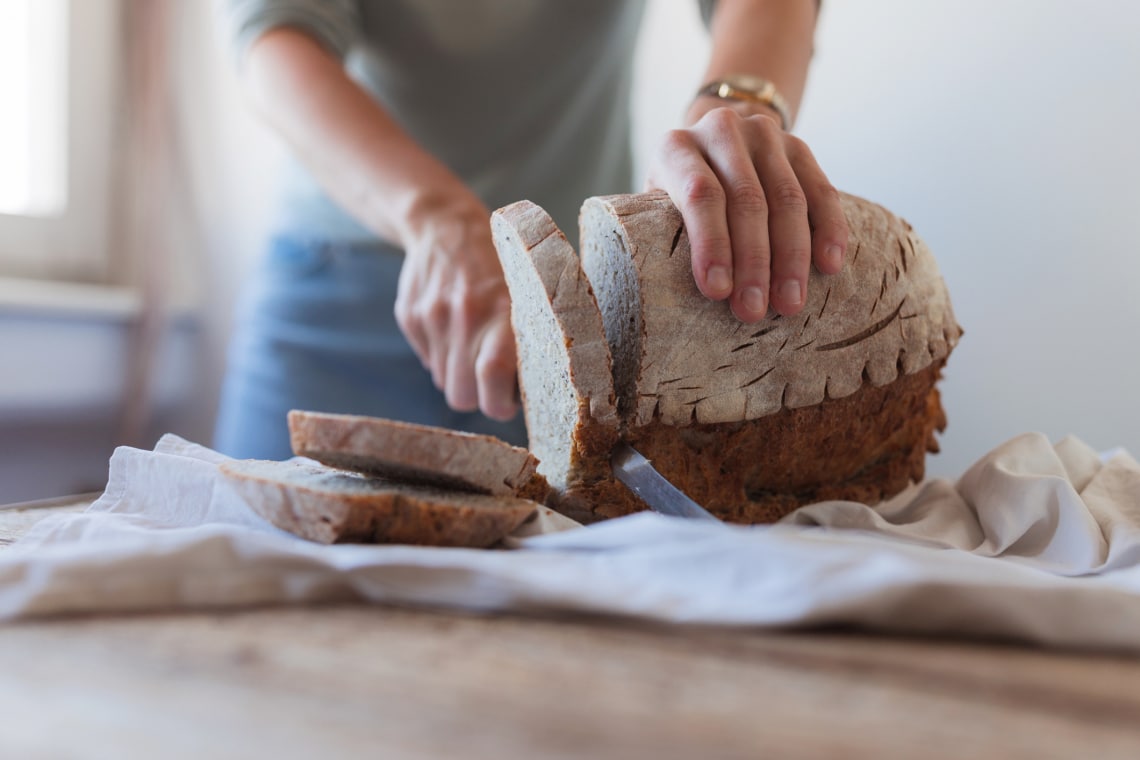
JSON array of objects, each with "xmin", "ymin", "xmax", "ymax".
[
  {"xmin": 727, "ymin": 74, "xmax": 765, "ymax": 91},
  {"xmin": 713, "ymin": 75, "xmax": 773, "ymax": 102}
]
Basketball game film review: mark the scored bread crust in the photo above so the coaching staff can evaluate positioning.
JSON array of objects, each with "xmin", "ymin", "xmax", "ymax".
[
  {"xmin": 493, "ymin": 191, "xmax": 962, "ymax": 524},
  {"xmin": 220, "ymin": 458, "xmax": 538, "ymax": 546},
  {"xmin": 491, "ymin": 201, "xmax": 619, "ymax": 519},
  {"xmin": 580, "ymin": 191, "xmax": 963, "ymax": 427},
  {"xmin": 287, "ymin": 410, "xmax": 549, "ymax": 503}
]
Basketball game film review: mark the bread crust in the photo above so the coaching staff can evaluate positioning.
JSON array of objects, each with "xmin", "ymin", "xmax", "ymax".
[
  {"xmin": 288, "ymin": 410, "xmax": 549, "ymax": 502},
  {"xmin": 220, "ymin": 459, "xmax": 538, "ymax": 547},
  {"xmin": 580, "ymin": 362, "xmax": 948, "ymax": 523},
  {"xmin": 581, "ymin": 191, "xmax": 962, "ymax": 426}
]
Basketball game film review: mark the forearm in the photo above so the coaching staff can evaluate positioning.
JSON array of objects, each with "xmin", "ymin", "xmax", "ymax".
[
  {"xmin": 242, "ymin": 27, "xmax": 478, "ymax": 246},
  {"xmin": 688, "ymin": 0, "xmax": 818, "ymax": 127},
  {"xmin": 242, "ymin": 26, "xmax": 518, "ymax": 419}
]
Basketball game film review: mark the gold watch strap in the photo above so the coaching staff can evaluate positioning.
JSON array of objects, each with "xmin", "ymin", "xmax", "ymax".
[{"xmin": 697, "ymin": 76, "xmax": 791, "ymax": 131}]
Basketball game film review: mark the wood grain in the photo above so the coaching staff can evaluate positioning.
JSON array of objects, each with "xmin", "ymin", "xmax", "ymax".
[
  {"xmin": 1, "ymin": 504, "xmax": 1138, "ymax": 759},
  {"xmin": 1, "ymin": 606, "xmax": 1139, "ymax": 759},
  {"xmin": 0, "ymin": 500, "xmax": 87, "ymax": 545}
]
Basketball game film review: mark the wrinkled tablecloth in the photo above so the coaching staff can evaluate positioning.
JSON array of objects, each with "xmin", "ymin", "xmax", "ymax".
[{"xmin": 4, "ymin": 432, "xmax": 1139, "ymax": 651}]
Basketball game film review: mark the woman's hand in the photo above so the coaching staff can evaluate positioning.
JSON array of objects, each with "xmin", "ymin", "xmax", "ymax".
[
  {"xmin": 395, "ymin": 195, "xmax": 519, "ymax": 422},
  {"xmin": 647, "ymin": 104, "xmax": 849, "ymax": 322}
]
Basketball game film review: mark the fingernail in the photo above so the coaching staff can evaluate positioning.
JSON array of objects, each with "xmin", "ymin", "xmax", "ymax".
[
  {"xmin": 825, "ymin": 244, "xmax": 844, "ymax": 269},
  {"xmin": 742, "ymin": 286, "xmax": 766, "ymax": 315},
  {"xmin": 706, "ymin": 266, "xmax": 732, "ymax": 294},
  {"xmin": 491, "ymin": 404, "xmax": 514, "ymax": 422},
  {"xmin": 778, "ymin": 280, "xmax": 802, "ymax": 307}
]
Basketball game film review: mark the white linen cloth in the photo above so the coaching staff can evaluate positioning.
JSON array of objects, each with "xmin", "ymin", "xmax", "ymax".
[{"xmin": 4, "ymin": 433, "xmax": 1140, "ymax": 651}]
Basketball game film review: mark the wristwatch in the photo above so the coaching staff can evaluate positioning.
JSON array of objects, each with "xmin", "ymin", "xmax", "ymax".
[{"xmin": 696, "ymin": 74, "xmax": 791, "ymax": 131}]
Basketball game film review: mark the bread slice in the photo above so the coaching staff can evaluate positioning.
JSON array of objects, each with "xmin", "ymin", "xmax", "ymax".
[
  {"xmin": 220, "ymin": 458, "xmax": 538, "ymax": 546},
  {"xmin": 493, "ymin": 190, "xmax": 961, "ymax": 523},
  {"xmin": 287, "ymin": 410, "xmax": 550, "ymax": 503},
  {"xmin": 490, "ymin": 201, "xmax": 621, "ymax": 521}
]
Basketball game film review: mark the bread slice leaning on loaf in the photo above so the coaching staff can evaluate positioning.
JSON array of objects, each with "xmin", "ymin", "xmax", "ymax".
[
  {"xmin": 493, "ymin": 190, "xmax": 962, "ymax": 523},
  {"xmin": 288, "ymin": 410, "xmax": 550, "ymax": 503},
  {"xmin": 220, "ymin": 458, "xmax": 538, "ymax": 546},
  {"xmin": 489, "ymin": 202, "xmax": 622, "ymax": 522}
]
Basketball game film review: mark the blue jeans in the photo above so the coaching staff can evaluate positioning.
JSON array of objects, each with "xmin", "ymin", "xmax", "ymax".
[{"xmin": 213, "ymin": 236, "xmax": 528, "ymax": 460}]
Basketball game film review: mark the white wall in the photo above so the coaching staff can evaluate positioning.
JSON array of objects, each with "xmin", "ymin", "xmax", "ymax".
[
  {"xmin": 634, "ymin": 0, "xmax": 1140, "ymax": 477},
  {"xmin": 195, "ymin": 0, "xmax": 1140, "ymax": 479}
]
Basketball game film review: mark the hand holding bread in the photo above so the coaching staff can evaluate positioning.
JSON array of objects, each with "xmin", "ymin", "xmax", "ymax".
[{"xmin": 647, "ymin": 105, "xmax": 849, "ymax": 323}]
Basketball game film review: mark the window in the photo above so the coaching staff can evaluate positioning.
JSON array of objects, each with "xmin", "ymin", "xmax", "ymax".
[
  {"xmin": 0, "ymin": 0, "xmax": 67, "ymax": 217},
  {"xmin": 0, "ymin": 0, "xmax": 120, "ymax": 282}
]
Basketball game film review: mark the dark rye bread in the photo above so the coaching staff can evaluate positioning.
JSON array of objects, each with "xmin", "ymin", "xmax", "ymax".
[
  {"xmin": 493, "ymin": 191, "xmax": 962, "ymax": 524},
  {"xmin": 288, "ymin": 410, "xmax": 550, "ymax": 503},
  {"xmin": 220, "ymin": 458, "xmax": 538, "ymax": 546}
]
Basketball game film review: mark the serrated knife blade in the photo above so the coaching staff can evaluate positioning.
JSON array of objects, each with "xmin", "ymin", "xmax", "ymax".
[{"xmin": 610, "ymin": 443, "xmax": 721, "ymax": 522}]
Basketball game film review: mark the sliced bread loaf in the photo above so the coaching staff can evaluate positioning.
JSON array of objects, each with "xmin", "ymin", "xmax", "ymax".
[
  {"xmin": 493, "ymin": 190, "xmax": 962, "ymax": 523},
  {"xmin": 287, "ymin": 410, "xmax": 550, "ymax": 503},
  {"xmin": 220, "ymin": 458, "xmax": 538, "ymax": 546}
]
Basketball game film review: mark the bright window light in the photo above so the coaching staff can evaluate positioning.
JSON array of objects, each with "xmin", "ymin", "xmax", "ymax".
[{"xmin": 0, "ymin": 0, "xmax": 68, "ymax": 217}]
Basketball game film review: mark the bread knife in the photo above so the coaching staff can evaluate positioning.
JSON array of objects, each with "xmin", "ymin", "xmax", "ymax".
[{"xmin": 610, "ymin": 443, "xmax": 721, "ymax": 522}]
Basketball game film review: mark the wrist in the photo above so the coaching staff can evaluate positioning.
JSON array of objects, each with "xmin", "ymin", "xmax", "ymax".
[{"xmin": 400, "ymin": 185, "xmax": 489, "ymax": 250}]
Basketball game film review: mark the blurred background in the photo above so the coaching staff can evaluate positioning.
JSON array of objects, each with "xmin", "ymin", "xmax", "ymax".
[{"xmin": 0, "ymin": 0, "xmax": 1136, "ymax": 503}]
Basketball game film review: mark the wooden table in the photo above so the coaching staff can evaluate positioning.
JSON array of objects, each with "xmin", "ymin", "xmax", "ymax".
[{"xmin": 2, "ymin": 502, "xmax": 1139, "ymax": 759}]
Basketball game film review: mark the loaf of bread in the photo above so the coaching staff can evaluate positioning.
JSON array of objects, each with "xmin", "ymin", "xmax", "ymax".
[
  {"xmin": 220, "ymin": 458, "xmax": 538, "ymax": 546},
  {"xmin": 288, "ymin": 410, "xmax": 550, "ymax": 502},
  {"xmin": 492, "ymin": 191, "xmax": 962, "ymax": 523}
]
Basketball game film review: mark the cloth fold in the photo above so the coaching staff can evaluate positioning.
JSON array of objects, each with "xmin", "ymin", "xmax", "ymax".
[{"xmin": 5, "ymin": 432, "xmax": 1140, "ymax": 651}]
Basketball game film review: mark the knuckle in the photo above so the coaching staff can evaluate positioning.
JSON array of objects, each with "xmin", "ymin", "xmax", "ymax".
[
  {"xmin": 703, "ymin": 106, "xmax": 737, "ymax": 129},
  {"xmin": 769, "ymin": 179, "xmax": 808, "ymax": 213},
  {"xmin": 424, "ymin": 298, "xmax": 450, "ymax": 327},
  {"xmin": 448, "ymin": 286, "xmax": 474, "ymax": 314},
  {"xmin": 788, "ymin": 245, "xmax": 813, "ymax": 267},
  {"xmin": 660, "ymin": 129, "xmax": 696, "ymax": 155},
  {"xmin": 734, "ymin": 241, "xmax": 771, "ymax": 268},
  {"xmin": 681, "ymin": 174, "xmax": 725, "ymax": 210},
  {"xmin": 773, "ymin": 238, "xmax": 813, "ymax": 269},
  {"xmin": 748, "ymin": 112, "xmax": 781, "ymax": 137},
  {"xmin": 783, "ymin": 133, "xmax": 809, "ymax": 158},
  {"xmin": 451, "ymin": 291, "xmax": 493, "ymax": 332},
  {"xmin": 811, "ymin": 181, "xmax": 849, "ymax": 236},
  {"xmin": 694, "ymin": 235, "xmax": 734, "ymax": 265},
  {"xmin": 814, "ymin": 180, "xmax": 841, "ymax": 204},
  {"xmin": 476, "ymin": 350, "xmax": 516, "ymax": 385},
  {"xmin": 726, "ymin": 178, "xmax": 768, "ymax": 214},
  {"xmin": 832, "ymin": 217, "xmax": 851, "ymax": 240}
]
